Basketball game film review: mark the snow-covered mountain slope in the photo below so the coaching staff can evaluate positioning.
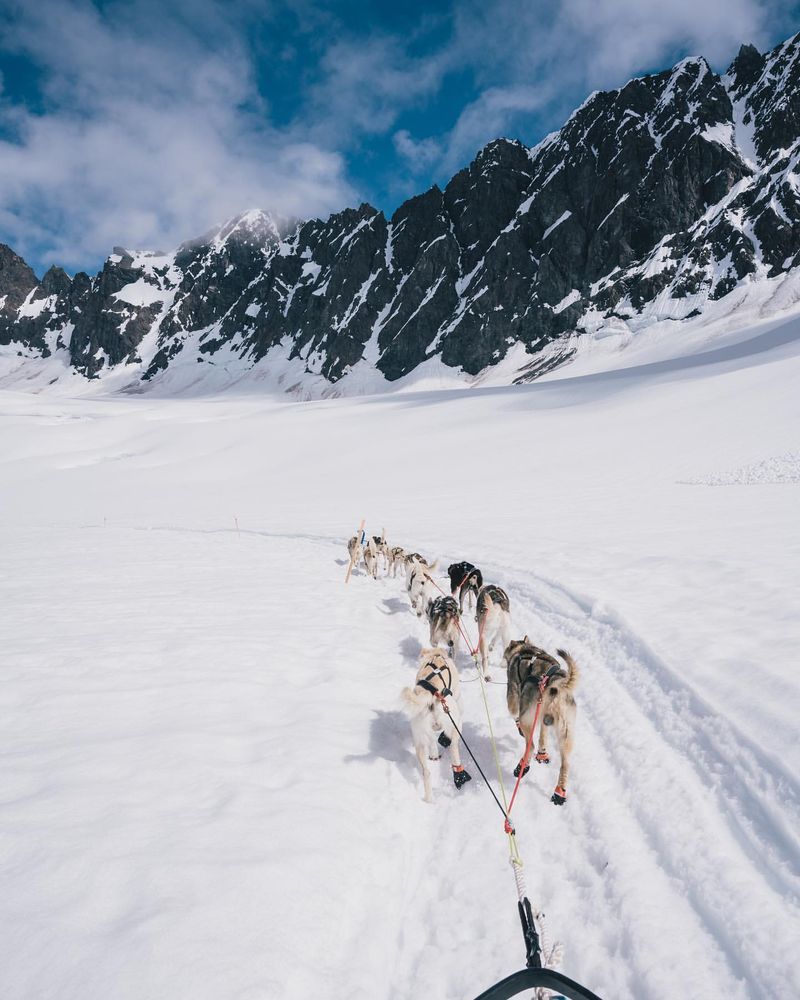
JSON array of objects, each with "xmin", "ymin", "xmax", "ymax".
[
  {"xmin": 3, "ymin": 31, "xmax": 800, "ymax": 399},
  {"xmin": 2, "ymin": 304, "xmax": 798, "ymax": 999}
]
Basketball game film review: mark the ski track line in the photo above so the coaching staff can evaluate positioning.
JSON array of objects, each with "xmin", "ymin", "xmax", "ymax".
[
  {"xmin": 490, "ymin": 569, "xmax": 800, "ymax": 999},
  {"xmin": 502, "ymin": 570, "xmax": 800, "ymax": 898}
]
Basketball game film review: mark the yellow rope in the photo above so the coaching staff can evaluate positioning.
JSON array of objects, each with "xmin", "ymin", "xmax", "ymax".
[{"xmin": 472, "ymin": 651, "xmax": 524, "ymax": 866}]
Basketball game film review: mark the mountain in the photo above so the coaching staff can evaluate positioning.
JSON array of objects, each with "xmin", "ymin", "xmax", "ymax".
[{"xmin": 3, "ymin": 32, "xmax": 800, "ymax": 396}]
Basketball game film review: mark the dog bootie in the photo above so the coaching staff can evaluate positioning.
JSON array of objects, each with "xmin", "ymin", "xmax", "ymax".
[
  {"xmin": 535, "ymin": 750, "xmax": 550, "ymax": 764},
  {"xmin": 513, "ymin": 759, "xmax": 531, "ymax": 779},
  {"xmin": 452, "ymin": 766, "xmax": 471, "ymax": 789},
  {"xmin": 551, "ymin": 785, "xmax": 567, "ymax": 805},
  {"xmin": 437, "ymin": 731, "xmax": 452, "ymax": 748}
]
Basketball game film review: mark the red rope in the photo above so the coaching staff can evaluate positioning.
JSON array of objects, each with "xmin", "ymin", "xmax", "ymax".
[{"xmin": 503, "ymin": 677, "xmax": 547, "ymax": 834}]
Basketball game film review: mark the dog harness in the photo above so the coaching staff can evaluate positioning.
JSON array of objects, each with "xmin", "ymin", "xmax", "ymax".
[
  {"xmin": 520, "ymin": 661, "xmax": 566, "ymax": 694},
  {"xmin": 416, "ymin": 660, "xmax": 453, "ymax": 698}
]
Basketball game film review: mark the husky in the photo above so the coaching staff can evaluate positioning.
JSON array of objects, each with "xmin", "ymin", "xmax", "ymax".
[
  {"xmin": 389, "ymin": 546, "xmax": 406, "ymax": 577},
  {"xmin": 401, "ymin": 648, "xmax": 471, "ymax": 802},
  {"xmin": 371, "ymin": 535, "xmax": 390, "ymax": 574},
  {"xmin": 504, "ymin": 638, "xmax": 579, "ymax": 806},
  {"xmin": 427, "ymin": 596, "xmax": 461, "ymax": 662},
  {"xmin": 404, "ymin": 552, "xmax": 438, "ymax": 577},
  {"xmin": 363, "ymin": 536, "xmax": 380, "ymax": 579},
  {"xmin": 475, "ymin": 585, "xmax": 511, "ymax": 680},
  {"xmin": 448, "ymin": 561, "xmax": 484, "ymax": 613},
  {"xmin": 407, "ymin": 563, "xmax": 438, "ymax": 616},
  {"xmin": 347, "ymin": 533, "xmax": 363, "ymax": 570}
]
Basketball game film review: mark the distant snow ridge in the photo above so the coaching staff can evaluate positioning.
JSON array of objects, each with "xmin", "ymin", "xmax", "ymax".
[{"xmin": 681, "ymin": 452, "xmax": 800, "ymax": 485}]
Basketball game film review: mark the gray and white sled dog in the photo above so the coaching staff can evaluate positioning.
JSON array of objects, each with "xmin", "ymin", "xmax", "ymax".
[
  {"xmin": 401, "ymin": 647, "xmax": 471, "ymax": 803},
  {"xmin": 388, "ymin": 546, "xmax": 406, "ymax": 577},
  {"xmin": 427, "ymin": 596, "xmax": 461, "ymax": 662},
  {"xmin": 474, "ymin": 585, "xmax": 512, "ymax": 680},
  {"xmin": 347, "ymin": 533, "xmax": 363, "ymax": 569},
  {"xmin": 407, "ymin": 562, "xmax": 439, "ymax": 616},
  {"xmin": 504, "ymin": 638, "xmax": 579, "ymax": 806}
]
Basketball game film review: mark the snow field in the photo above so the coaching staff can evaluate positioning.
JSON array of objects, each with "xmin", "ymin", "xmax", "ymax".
[{"xmin": 1, "ymin": 309, "xmax": 799, "ymax": 998}]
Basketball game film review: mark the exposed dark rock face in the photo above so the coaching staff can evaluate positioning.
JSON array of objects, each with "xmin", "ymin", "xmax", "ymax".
[{"xmin": 2, "ymin": 32, "xmax": 800, "ymax": 393}]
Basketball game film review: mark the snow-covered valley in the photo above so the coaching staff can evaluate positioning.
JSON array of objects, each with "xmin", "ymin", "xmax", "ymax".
[{"xmin": 2, "ymin": 309, "xmax": 799, "ymax": 999}]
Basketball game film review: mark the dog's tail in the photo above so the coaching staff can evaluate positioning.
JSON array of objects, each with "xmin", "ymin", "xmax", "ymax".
[
  {"xmin": 426, "ymin": 558, "xmax": 439, "ymax": 571},
  {"xmin": 401, "ymin": 686, "xmax": 430, "ymax": 716},
  {"xmin": 556, "ymin": 649, "xmax": 580, "ymax": 692}
]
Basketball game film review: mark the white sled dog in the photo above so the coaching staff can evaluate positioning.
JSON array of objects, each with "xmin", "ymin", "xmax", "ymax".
[
  {"xmin": 474, "ymin": 585, "xmax": 511, "ymax": 680},
  {"xmin": 403, "ymin": 552, "xmax": 438, "ymax": 577},
  {"xmin": 427, "ymin": 596, "xmax": 461, "ymax": 662},
  {"xmin": 401, "ymin": 648, "xmax": 471, "ymax": 802},
  {"xmin": 363, "ymin": 536, "xmax": 380, "ymax": 579},
  {"xmin": 407, "ymin": 562, "xmax": 439, "ymax": 616},
  {"xmin": 504, "ymin": 638, "xmax": 579, "ymax": 806},
  {"xmin": 388, "ymin": 546, "xmax": 406, "ymax": 577}
]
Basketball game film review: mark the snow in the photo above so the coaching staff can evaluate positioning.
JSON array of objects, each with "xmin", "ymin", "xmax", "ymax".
[
  {"xmin": 1, "ymin": 306, "xmax": 799, "ymax": 1000},
  {"xmin": 113, "ymin": 280, "xmax": 167, "ymax": 307},
  {"xmin": 542, "ymin": 210, "xmax": 572, "ymax": 240},
  {"xmin": 680, "ymin": 450, "xmax": 800, "ymax": 485},
  {"xmin": 553, "ymin": 289, "xmax": 581, "ymax": 314},
  {"xmin": 597, "ymin": 194, "xmax": 629, "ymax": 230},
  {"xmin": 17, "ymin": 291, "xmax": 55, "ymax": 319}
]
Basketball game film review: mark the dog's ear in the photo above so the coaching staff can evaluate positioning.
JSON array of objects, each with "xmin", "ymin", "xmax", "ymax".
[{"xmin": 523, "ymin": 634, "xmax": 529, "ymax": 643}]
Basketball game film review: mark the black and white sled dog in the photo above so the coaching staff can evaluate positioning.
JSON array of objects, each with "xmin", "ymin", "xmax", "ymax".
[
  {"xmin": 371, "ymin": 535, "xmax": 390, "ymax": 574},
  {"xmin": 504, "ymin": 638, "xmax": 579, "ymax": 806},
  {"xmin": 407, "ymin": 562, "xmax": 439, "ymax": 617},
  {"xmin": 427, "ymin": 596, "xmax": 461, "ymax": 662},
  {"xmin": 401, "ymin": 648, "xmax": 471, "ymax": 803},
  {"xmin": 448, "ymin": 561, "xmax": 484, "ymax": 612},
  {"xmin": 474, "ymin": 585, "xmax": 511, "ymax": 680},
  {"xmin": 389, "ymin": 546, "xmax": 406, "ymax": 577}
]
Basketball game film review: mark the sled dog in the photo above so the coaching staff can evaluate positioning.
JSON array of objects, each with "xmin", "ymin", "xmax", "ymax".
[
  {"xmin": 389, "ymin": 546, "xmax": 406, "ymax": 577},
  {"xmin": 404, "ymin": 552, "xmax": 438, "ymax": 577},
  {"xmin": 407, "ymin": 563, "xmax": 438, "ymax": 616},
  {"xmin": 448, "ymin": 561, "xmax": 484, "ymax": 612},
  {"xmin": 427, "ymin": 596, "xmax": 461, "ymax": 661},
  {"xmin": 401, "ymin": 648, "xmax": 471, "ymax": 802},
  {"xmin": 347, "ymin": 533, "xmax": 363, "ymax": 569},
  {"xmin": 504, "ymin": 638, "xmax": 579, "ymax": 805},
  {"xmin": 363, "ymin": 536, "xmax": 380, "ymax": 579},
  {"xmin": 474, "ymin": 585, "xmax": 511, "ymax": 680},
  {"xmin": 371, "ymin": 535, "xmax": 390, "ymax": 573}
]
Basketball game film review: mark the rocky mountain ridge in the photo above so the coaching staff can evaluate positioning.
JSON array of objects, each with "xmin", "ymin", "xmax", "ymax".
[{"xmin": 2, "ymin": 31, "xmax": 800, "ymax": 395}]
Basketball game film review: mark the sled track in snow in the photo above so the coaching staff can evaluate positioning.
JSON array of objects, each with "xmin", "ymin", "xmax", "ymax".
[{"xmin": 138, "ymin": 525, "xmax": 800, "ymax": 999}]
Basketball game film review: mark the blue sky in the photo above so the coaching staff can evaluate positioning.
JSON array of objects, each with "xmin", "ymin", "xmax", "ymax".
[{"xmin": 0, "ymin": 0, "xmax": 798, "ymax": 275}]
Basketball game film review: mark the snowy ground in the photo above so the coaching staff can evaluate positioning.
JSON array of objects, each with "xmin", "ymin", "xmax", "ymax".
[{"xmin": 2, "ymin": 313, "xmax": 799, "ymax": 999}]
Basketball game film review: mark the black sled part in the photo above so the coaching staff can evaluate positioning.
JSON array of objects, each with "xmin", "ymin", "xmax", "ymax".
[
  {"xmin": 453, "ymin": 769, "xmax": 472, "ymax": 789},
  {"xmin": 513, "ymin": 761, "xmax": 530, "ymax": 778},
  {"xmin": 437, "ymin": 731, "xmax": 452, "ymax": 748},
  {"xmin": 472, "ymin": 967, "xmax": 603, "ymax": 1000}
]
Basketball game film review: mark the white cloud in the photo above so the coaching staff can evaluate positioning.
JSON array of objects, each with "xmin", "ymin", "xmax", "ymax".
[
  {"xmin": 387, "ymin": 0, "xmax": 788, "ymax": 189},
  {"xmin": 0, "ymin": 0, "xmax": 356, "ymax": 271}
]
